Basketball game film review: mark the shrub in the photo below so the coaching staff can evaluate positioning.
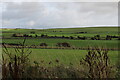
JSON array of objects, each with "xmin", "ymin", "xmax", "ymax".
[
  {"xmin": 12, "ymin": 33, "xmax": 16, "ymax": 37},
  {"xmin": 40, "ymin": 43, "xmax": 48, "ymax": 47},
  {"xmin": 30, "ymin": 31, "xmax": 35, "ymax": 34},
  {"xmin": 35, "ymin": 34, "xmax": 38, "ymax": 38},
  {"xmin": 41, "ymin": 34, "xmax": 48, "ymax": 38},
  {"xmin": 56, "ymin": 42, "xmax": 71, "ymax": 47},
  {"xmin": 106, "ymin": 35, "xmax": 112, "ymax": 40},
  {"xmin": 2, "ymin": 38, "xmax": 32, "ymax": 79},
  {"xmin": 69, "ymin": 36, "xmax": 74, "ymax": 39},
  {"xmin": 24, "ymin": 63, "xmax": 83, "ymax": 78},
  {"xmin": 12, "ymin": 33, "xmax": 24, "ymax": 37},
  {"xmin": 80, "ymin": 47, "xmax": 116, "ymax": 78},
  {"xmin": 93, "ymin": 35, "xmax": 101, "ymax": 40}
]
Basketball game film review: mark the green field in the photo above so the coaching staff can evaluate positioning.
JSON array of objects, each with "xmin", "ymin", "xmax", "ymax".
[
  {"xmin": 1, "ymin": 27, "xmax": 119, "ymax": 49},
  {"xmin": 3, "ymin": 48, "xmax": 119, "ymax": 66},
  {"xmin": 1, "ymin": 27, "xmax": 119, "ymax": 67},
  {"xmin": 29, "ymin": 49, "xmax": 119, "ymax": 66},
  {"xmin": 1, "ymin": 27, "xmax": 119, "ymax": 38},
  {"xmin": 2, "ymin": 38, "xmax": 119, "ymax": 49}
]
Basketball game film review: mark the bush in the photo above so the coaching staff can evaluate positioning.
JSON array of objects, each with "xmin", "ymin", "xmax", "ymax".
[
  {"xmin": 69, "ymin": 36, "xmax": 74, "ymax": 39},
  {"xmin": 106, "ymin": 35, "xmax": 112, "ymax": 40},
  {"xmin": 40, "ymin": 43, "xmax": 48, "ymax": 47},
  {"xmin": 12, "ymin": 33, "xmax": 24, "ymax": 37},
  {"xmin": 2, "ymin": 38, "xmax": 32, "ymax": 79},
  {"xmin": 56, "ymin": 42, "xmax": 71, "ymax": 47},
  {"xmin": 35, "ymin": 34, "xmax": 38, "ymax": 38},
  {"xmin": 41, "ymin": 34, "xmax": 48, "ymax": 38},
  {"xmin": 80, "ymin": 47, "xmax": 116, "ymax": 78},
  {"xmin": 30, "ymin": 31, "xmax": 35, "ymax": 34}
]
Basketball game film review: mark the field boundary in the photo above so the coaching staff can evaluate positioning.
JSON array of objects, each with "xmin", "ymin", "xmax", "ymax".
[{"xmin": 1, "ymin": 45, "xmax": 120, "ymax": 51}]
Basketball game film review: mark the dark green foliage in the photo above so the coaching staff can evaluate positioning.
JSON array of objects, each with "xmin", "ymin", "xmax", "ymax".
[
  {"xmin": 12, "ymin": 33, "xmax": 24, "ymax": 37},
  {"xmin": 69, "ymin": 36, "xmax": 74, "ymax": 39},
  {"xmin": 106, "ymin": 35, "xmax": 112, "ymax": 40},
  {"xmin": 12, "ymin": 33, "xmax": 32, "ymax": 37},
  {"xmin": 56, "ymin": 42, "xmax": 71, "ymax": 47},
  {"xmin": 41, "ymin": 34, "xmax": 48, "ymax": 38},
  {"xmin": 30, "ymin": 31, "xmax": 35, "ymax": 34},
  {"xmin": 35, "ymin": 34, "xmax": 38, "ymax": 38},
  {"xmin": 40, "ymin": 43, "xmax": 48, "ymax": 47},
  {"xmin": 91, "ymin": 35, "xmax": 101, "ymax": 40}
]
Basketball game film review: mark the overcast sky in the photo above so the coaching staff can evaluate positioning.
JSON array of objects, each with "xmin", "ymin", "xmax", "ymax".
[{"xmin": 1, "ymin": 2, "xmax": 118, "ymax": 29}]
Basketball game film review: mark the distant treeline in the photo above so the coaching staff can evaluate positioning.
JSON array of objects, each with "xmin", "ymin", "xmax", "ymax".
[
  {"xmin": 1, "ymin": 42, "xmax": 71, "ymax": 47},
  {"xmin": 11, "ymin": 33, "xmax": 120, "ymax": 40},
  {"xmin": 1, "ymin": 42, "xmax": 119, "ymax": 51}
]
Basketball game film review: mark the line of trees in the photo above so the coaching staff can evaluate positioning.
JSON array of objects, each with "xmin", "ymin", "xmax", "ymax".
[
  {"xmin": 12, "ymin": 33, "xmax": 120, "ymax": 40},
  {"xmin": 12, "ymin": 33, "xmax": 32, "ymax": 37},
  {"xmin": 2, "ymin": 42, "xmax": 72, "ymax": 48}
]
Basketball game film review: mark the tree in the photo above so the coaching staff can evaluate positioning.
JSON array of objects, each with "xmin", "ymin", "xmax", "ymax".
[
  {"xmin": 12, "ymin": 33, "xmax": 16, "ymax": 37},
  {"xmin": 56, "ymin": 42, "xmax": 71, "ymax": 47},
  {"xmin": 69, "ymin": 36, "xmax": 74, "ymax": 39},
  {"xmin": 30, "ymin": 31, "xmax": 35, "ymax": 34},
  {"xmin": 41, "ymin": 34, "xmax": 48, "ymax": 38},
  {"xmin": 106, "ymin": 35, "xmax": 112, "ymax": 40},
  {"xmin": 94, "ymin": 35, "xmax": 101, "ymax": 40},
  {"xmin": 12, "ymin": 33, "xmax": 24, "ymax": 37},
  {"xmin": 35, "ymin": 34, "xmax": 38, "ymax": 38},
  {"xmin": 40, "ymin": 43, "xmax": 48, "ymax": 47}
]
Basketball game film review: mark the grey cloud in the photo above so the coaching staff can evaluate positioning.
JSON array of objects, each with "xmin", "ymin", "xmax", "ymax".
[
  {"xmin": 2, "ymin": 2, "xmax": 118, "ymax": 28},
  {"xmin": 3, "ymin": 2, "xmax": 45, "ymax": 20}
]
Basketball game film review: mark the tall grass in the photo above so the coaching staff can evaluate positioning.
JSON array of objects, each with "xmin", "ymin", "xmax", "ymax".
[{"xmin": 2, "ymin": 38, "xmax": 32, "ymax": 79}]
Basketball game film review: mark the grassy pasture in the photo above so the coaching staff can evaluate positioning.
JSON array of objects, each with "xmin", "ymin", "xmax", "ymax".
[
  {"xmin": 2, "ymin": 38, "xmax": 118, "ymax": 49},
  {"xmin": 29, "ymin": 49, "xmax": 119, "ymax": 66},
  {"xmin": 2, "ymin": 27, "xmax": 119, "ymax": 38},
  {"xmin": 1, "ymin": 27, "xmax": 119, "ymax": 67},
  {"xmin": 3, "ymin": 48, "xmax": 119, "ymax": 67}
]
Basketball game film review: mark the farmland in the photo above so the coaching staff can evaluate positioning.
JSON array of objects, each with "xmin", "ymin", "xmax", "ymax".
[
  {"xmin": 1, "ymin": 27, "xmax": 119, "ymax": 49},
  {"xmin": 4, "ymin": 48, "xmax": 118, "ymax": 66},
  {"xmin": 2, "ymin": 27, "xmax": 119, "ymax": 38},
  {"xmin": 1, "ymin": 27, "xmax": 119, "ymax": 78},
  {"xmin": 1, "ymin": 27, "xmax": 119, "ymax": 57},
  {"xmin": 2, "ymin": 38, "xmax": 118, "ymax": 49}
]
